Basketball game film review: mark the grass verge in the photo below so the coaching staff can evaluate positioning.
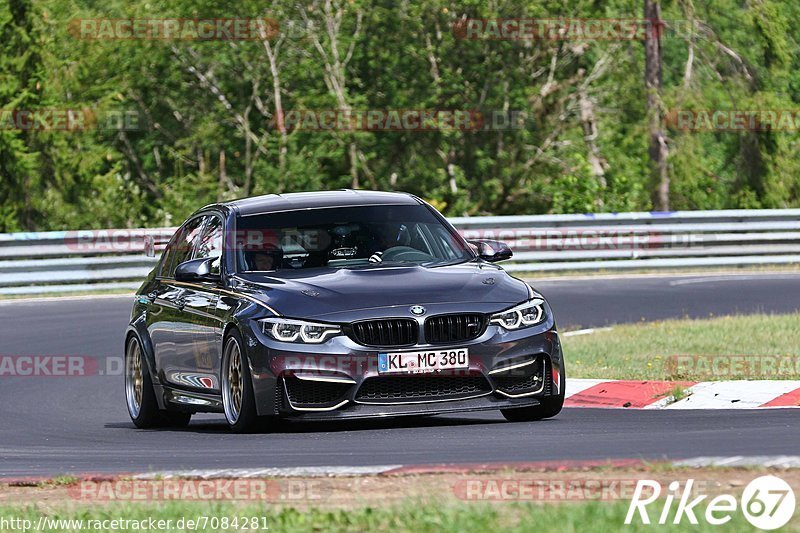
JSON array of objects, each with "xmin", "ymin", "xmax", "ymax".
[
  {"xmin": 562, "ymin": 312, "xmax": 800, "ymax": 380},
  {"xmin": 4, "ymin": 468, "xmax": 797, "ymax": 531}
]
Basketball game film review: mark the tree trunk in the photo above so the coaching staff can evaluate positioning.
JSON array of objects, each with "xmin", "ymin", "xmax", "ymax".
[
  {"xmin": 577, "ymin": 84, "xmax": 607, "ymax": 195},
  {"xmin": 218, "ymin": 150, "xmax": 226, "ymax": 202},
  {"xmin": 644, "ymin": 0, "xmax": 670, "ymax": 210},
  {"xmin": 261, "ymin": 36, "xmax": 288, "ymax": 186}
]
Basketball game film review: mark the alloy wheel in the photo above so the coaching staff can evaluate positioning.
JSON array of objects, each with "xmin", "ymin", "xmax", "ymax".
[
  {"xmin": 125, "ymin": 338, "xmax": 143, "ymax": 418},
  {"xmin": 222, "ymin": 337, "xmax": 244, "ymax": 424}
]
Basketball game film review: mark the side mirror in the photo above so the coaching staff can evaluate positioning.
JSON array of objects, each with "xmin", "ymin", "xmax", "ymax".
[
  {"xmin": 470, "ymin": 240, "xmax": 513, "ymax": 262},
  {"xmin": 175, "ymin": 257, "xmax": 221, "ymax": 283}
]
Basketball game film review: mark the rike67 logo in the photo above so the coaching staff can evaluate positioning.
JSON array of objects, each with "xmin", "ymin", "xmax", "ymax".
[{"xmin": 626, "ymin": 476, "xmax": 795, "ymax": 530}]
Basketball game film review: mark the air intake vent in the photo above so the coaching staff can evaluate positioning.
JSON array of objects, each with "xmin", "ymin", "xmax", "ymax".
[
  {"xmin": 424, "ymin": 314, "xmax": 485, "ymax": 344},
  {"xmin": 356, "ymin": 375, "xmax": 492, "ymax": 403},
  {"xmin": 492, "ymin": 355, "xmax": 549, "ymax": 395},
  {"xmin": 348, "ymin": 319, "xmax": 418, "ymax": 347},
  {"xmin": 284, "ymin": 377, "xmax": 351, "ymax": 408}
]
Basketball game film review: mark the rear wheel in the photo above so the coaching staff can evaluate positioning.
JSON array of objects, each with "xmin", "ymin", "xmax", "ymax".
[
  {"xmin": 501, "ymin": 393, "xmax": 564, "ymax": 422},
  {"xmin": 221, "ymin": 330, "xmax": 262, "ymax": 433},
  {"xmin": 125, "ymin": 336, "xmax": 192, "ymax": 428}
]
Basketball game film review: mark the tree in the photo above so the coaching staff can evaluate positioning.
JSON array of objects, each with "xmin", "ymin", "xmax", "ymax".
[
  {"xmin": 644, "ymin": 0, "xmax": 669, "ymax": 211},
  {"xmin": 0, "ymin": 0, "xmax": 45, "ymax": 230}
]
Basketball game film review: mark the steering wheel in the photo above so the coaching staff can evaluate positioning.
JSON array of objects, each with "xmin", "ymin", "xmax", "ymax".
[{"xmin": 380, "ymin": 246, "xmax": 433, "ymax": 263}]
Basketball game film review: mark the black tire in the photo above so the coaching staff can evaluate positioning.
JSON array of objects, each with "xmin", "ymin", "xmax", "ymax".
[
  {"xmin": 221, "ymin": 329, "xmax": 263, "ymax": 433},
  {"xmin": 125, "ymin": 335, "xmax": 193, "ymax": 429},
  {"xmin": 501, "ymin": 393, "xmax": 564, "ymax": 422}
]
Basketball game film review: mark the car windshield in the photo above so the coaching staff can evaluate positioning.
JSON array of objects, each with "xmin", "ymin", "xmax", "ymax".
[{"xmin": 235, "ymin": 204, "xmax": 473, "ymax": 272}]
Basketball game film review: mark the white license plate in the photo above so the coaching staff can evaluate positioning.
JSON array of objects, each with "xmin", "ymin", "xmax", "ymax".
[{"xmin": 378, "ymin": 349, "xmax": 469, "ymax": 374}]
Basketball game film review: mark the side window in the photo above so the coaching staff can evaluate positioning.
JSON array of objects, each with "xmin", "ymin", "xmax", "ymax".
[
  {"xmin": 193, "ymin": 216, "xmax": 223, "ymax": 274},
  {"xmin": 164, "ymin": 216, "xmax": 206, "ymax": 278},
  {"xmin": 158, "ymin": 230, "xmax": 181, "ymax": 278}
]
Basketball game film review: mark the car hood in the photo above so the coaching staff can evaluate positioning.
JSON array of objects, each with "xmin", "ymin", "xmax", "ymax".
[{"xmin": 232, "ymin": 262, "xmax": 530, "ymax": 320}]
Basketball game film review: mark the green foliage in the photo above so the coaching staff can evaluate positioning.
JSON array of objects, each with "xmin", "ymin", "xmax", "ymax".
[{"xmin": 1, "ymin": 0, "xmax": 799, "ymax": 230}]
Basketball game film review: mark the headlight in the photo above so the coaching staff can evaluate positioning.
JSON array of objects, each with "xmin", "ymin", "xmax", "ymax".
[
  {"xmin": 260, "ymin": 318, "xmax": 341, "ymax": 343},
  {"xmin": 489, "ymin": 298, "xmax": 546, "ymax": 330}
]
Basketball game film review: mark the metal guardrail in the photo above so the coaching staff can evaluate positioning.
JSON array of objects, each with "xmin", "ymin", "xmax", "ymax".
[{"xmin": 1, "ymin": 209, "xmax": 799, "ymax": 294}]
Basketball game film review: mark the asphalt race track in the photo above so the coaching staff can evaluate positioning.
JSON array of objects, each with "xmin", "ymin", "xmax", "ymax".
[{"xmin": 2, "ymin": 272, "xmax": 800, "ymax": 477}]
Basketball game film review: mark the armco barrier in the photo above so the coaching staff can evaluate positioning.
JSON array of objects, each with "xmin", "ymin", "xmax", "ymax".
[{"xmin": 1, "ymin": 209, "xmax": 799, "ymax": 294}]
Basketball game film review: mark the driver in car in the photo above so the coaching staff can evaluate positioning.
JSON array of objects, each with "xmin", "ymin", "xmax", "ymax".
[
  {"xmin": 368, "ymin": 223, "xmax": 409, "ymax": 263},
  {"xmin": 249, "ymin": 245, "xmax": 283, "ymax": 271}
]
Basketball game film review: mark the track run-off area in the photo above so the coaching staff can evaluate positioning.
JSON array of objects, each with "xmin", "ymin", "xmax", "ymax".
[{"xmin": 1, "ymin": 272, "xmax": 799, "ymax": 478}]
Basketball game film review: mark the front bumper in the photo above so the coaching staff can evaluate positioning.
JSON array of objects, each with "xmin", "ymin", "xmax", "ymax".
[
  {"xmin": 279, "ymin": 394, "xmax": 544, "ymax": 421},
  {"xmin": 243, "ymin": 316, "xmax": 565, "ymax": 419}
]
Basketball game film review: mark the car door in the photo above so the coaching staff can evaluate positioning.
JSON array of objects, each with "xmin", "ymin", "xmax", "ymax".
[
  {"xmin": 172, "ymin": 214, "xmax": 224, "ymax": 391},
  {"xmin": 147, "ymin": 215, "xmax": 206, "ymax": 388}
]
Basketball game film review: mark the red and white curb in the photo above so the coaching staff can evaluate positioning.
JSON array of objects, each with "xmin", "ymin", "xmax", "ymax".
[
  {"xmin": 565, "ymin": 378, "xmax": 800, "ymax": 409},
  {"xmin": 134, "ymin": 466, "xmax": 403, "ymax": 479},
  {"xmin": 673, "ymin": 456, "xmax": 800, "ymax": 468}
]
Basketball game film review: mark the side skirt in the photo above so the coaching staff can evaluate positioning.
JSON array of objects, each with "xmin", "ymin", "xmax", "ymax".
[{"xmin": 163, "ymin": 386, "xmax": 224, "ymax": 413}]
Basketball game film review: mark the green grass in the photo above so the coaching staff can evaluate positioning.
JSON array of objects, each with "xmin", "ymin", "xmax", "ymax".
[
  {"xmin": 0, "ymin": 501, "xmax": 783, "ymax": 532},
  {"xmin": 664, "ymin": 384, "xmax": 689, "ymax": 403},
  {"xmin": 562, "ymin": 312, "xmax": 800, "ymax": 380},
  {"xmin": 34, "ymin": 476, "xmax": 79, "ymax": 489}
]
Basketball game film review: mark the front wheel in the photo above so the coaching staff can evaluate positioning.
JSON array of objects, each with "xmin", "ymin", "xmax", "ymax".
[
  {"xmin": 501, "ymin": 393, "xmax": 564, "ymax": 422},
  {"xmin": 221, "ymin": 330, "xmax": 263, "ymax": 433}
]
